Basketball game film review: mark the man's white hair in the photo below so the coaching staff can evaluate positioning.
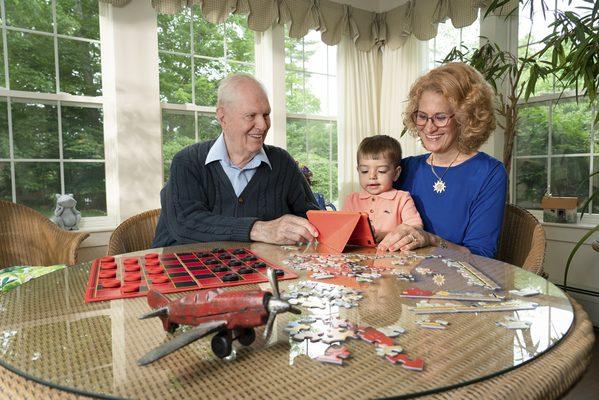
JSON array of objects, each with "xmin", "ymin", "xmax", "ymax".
[{"xmin": 217, "ymin": 74, "xmax": 267, "ymax": 107}]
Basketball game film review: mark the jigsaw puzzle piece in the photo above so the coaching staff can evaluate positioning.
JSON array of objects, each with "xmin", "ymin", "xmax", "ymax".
[
  {"xmin": 379, "ymin": 325, "xmax": 405, "ymax": 337},
  {"xmin": 321, "ymin": 327, "xmax": 358, "ymax": 344},
  {"xmin": 386, "ymin": 353, "xmax": 425, "ymax": 371},
  {"xmin": 374, "ymin": 344, "xmax": 403, "ymax": 357},
  {"xmin": 315, "ymin": 346, "xmax": 350, "ymax": 365},
  {"xmin": 356, "ymin": 326, "xmax": 394, "ymax": 346},
  {"xmin": 292, "ymin": 330, "xmax": 324, "ymax": 342}
]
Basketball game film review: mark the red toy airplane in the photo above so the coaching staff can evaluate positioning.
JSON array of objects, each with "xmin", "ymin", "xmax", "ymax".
[{"xmin": 137, "ymin": 268, "xmax": 300, "ymax": 365}]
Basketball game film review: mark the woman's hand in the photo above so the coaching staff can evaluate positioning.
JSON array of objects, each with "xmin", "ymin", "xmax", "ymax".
[{"xmin": 377, "ymin": 224, "xmax": 430, "ymax": 252}]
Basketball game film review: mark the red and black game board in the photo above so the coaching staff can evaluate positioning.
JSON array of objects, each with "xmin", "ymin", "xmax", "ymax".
[{"xmin": 85, "ymin": 247, "xmax": 298, "ymax": 303}]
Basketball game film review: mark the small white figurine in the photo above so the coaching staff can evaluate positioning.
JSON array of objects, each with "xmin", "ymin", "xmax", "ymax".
[{"xmin": 52, "ymin": 193, "xmax": 81, "ymax": 230}]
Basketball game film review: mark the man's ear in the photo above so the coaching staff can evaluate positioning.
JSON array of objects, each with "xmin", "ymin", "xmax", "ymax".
[
  {"xmin": 216, "ymin": 107, "xmax": 226, "ymax": 126},
  {"xmin": 393, "ymin": 165, "xmax": 401, "ymax": 181}
]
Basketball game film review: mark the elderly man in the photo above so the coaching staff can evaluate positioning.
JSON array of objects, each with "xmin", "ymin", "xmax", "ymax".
[{"xmin": 152, "ymin": 74, "xmax": 319, "ymax": 247}]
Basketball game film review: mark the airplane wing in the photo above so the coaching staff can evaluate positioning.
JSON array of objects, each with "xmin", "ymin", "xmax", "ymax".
[{"xmin": 137, "ymin": 320, "xmax": 227, "ymax": 366}]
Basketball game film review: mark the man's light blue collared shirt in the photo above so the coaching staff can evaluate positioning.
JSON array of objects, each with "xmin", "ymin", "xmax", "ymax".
[{"xmin": 205, "ymin": 134, "xmax": 271, "ymax": 197}]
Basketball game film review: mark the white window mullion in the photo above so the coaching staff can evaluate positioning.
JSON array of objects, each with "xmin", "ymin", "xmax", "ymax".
[
  {"xmin": 190, "ymin": 12, "xmax": 196, "ymax": 108},
  {"xmin": 7, "ymin": 98, "xmax": 15, "ymax": 202},
  {"xmin": 547, "ymin": 100, "xmax": 553, "ymax": 194},
  {"xmin": 52, "ymin": 0, "xmax": 60, "ymax": 93}
]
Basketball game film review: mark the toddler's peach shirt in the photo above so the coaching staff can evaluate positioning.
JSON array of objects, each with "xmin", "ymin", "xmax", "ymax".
[{"xmin": 342, "ymin": 189, "xmax": 423, "ymax": 235}]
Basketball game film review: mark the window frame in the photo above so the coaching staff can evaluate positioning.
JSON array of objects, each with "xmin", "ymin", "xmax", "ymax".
[
  {"xmin": 284, "ymin": 30, "xmax": 338, "ymax": 204},
  {"xmin": 513, "ymin": 0, "xmax": 599, "ymax": 223},
  {"xmin": 0, "ymin": 0, "xmax": 116, "ymax": 229}
]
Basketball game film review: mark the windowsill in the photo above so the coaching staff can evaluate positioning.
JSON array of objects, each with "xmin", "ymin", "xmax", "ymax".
[
  {"xmin": 76, "ymin": 225, "xmax": 117, "ymax": 234},
  {"xmin": 540, "ymin": 221, "xmax": 598, "ymax": 230},
  {"xmin": 528, "ymin": 209, "xmax": 599, "ymax": 230}
]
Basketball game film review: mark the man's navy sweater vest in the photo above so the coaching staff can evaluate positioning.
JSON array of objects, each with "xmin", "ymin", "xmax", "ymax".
[{"xmin": 152, "ymin": 140, "xmax": 318, "ymax": 247}]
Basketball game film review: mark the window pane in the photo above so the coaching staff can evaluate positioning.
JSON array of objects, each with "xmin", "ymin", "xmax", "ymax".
[
  {"xmin": 194, "ymin": 58, "xmax": 225, "ymax": 106},
  {"xmin": 433, "ymin": 21, "xmax": 461, "ymax": 64},
  {"xmin": 331, "ymin": 161, "xmax": 338, "ymax": 203},
  {"xmin": 12, "ymin": 101, "xmax": 59, "ymax": 159},
  {"xmin": 307, "ymin": 120, "xmax": 332, "ymax": 160},
  {"xmin": 15, "ymin": 162, "xmax": 60, "ymax": 216},
  {"xmin": 310, "ymin": 161, "xmax": 332, "ymax": 202},
  {"xmin": 5, "ymin": 0, "xmax": 53, "ymax": 32},
  {"xmin": 0, "ymin": 99, "xmax": 8, "ymax": 158},
  {"xmin": 303, "ymin": 31, "xmax": 327, "ymax": 75},
  {"xmin": 0, "ymin": 35, "xmax": 5, "ymax": 88},
  {"xmin": 229, "ymin": 61, "xmax": 254, "ymax": 75},
  {"xmin": 195, "ymin": 10, "xmax": 224, "ymax": 58},
  {"xmin": 515, "ymin": 158, "xmax": 547, "ymax": 209},
  {"xmin": 331, "ymin": 122, "xmax": 337, "ymax": 162},
  {"xmin": 286, "ymin": 118, "xmax": 307, "ymax": 161},
  {"xmin": 56, "ymin": 0, "xmax": 99, "ymax": 40},
  {"xmin": 158, "ymin": 8, "xmax": 191, "ymax": 53},
  {"xmin": 7, "ymin": 31, "xmax": 55, "ymax": 92},
  {"xmin": 64, "ymin": 162, "xmax": 106, "ymax": 216},
  {"xmin": 159, "ymin": 53, "xmax": 192, "ymax": 103},
  {"xmin": 59, "ymin": 38, "xmax": 102, "ymax": 96},
  {"xmin": 550, "ymin": 156, "xmax": 590, "ymax": 203},
  {"xmin": 285, "ymin": 70, "xmax": 304, "ymax": 114},
  {"xmin": 62, "ymin": 105, "xmax": 104, "ymax": 159},
  {"xmin": 0, "ymin": 162, "xmax": 11, "ymax": 200},
  {"xmin": 303, "ymin": 73, "xmax": 323, "ymax": 114},
  {"xmin": 162, "ymin": 109, "xmax": 195, "ymax": 178},
  {"xmin": 197, "ymin": 112, "xmax": 220, "ymax": 141},
  {"xmin": 551, "ymin": 100, "xmax": 591, "ymax": 155},
  {"xmin": 285, "ymin": 36, "xmax": 304, "ymax": 72},
  {"xmin": 593, "ymin": 156, "xmax": 599, "ymax": 214},
  {"xmin": 225, "ymin": 15, "xmax": 254, "ymax": 62},
  {"xmin": 517, "ymin": 104, "xmax": 548, "ymax": 156}
]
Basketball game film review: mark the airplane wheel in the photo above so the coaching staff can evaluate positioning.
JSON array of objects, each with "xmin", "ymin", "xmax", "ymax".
[
  {"xmin": 166, "ymin": 323, "xmax": 179, "ymax": 334},
  {"xmin": 236, "ymin": 328, "xmax": 256, "ymax": 346},
  {"xmin": 211, "ymin": 331, "xmax": 232, "ymax": 358}
]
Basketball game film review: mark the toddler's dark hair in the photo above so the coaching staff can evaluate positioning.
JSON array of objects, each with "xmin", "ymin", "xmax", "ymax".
[{"xmin": 357, "ymin": 135, "xmax": 402, "ymax": 167}]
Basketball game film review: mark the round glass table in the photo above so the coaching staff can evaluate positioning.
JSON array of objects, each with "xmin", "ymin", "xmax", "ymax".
[{"xmin": 0, "ymin": 243, "xmax": 589, "ymax": 399}]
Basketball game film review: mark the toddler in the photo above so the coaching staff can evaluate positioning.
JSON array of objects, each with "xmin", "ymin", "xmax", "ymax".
[{"xmin": 342, "ymin": 135, "xmax": 422, "ymax": 241}]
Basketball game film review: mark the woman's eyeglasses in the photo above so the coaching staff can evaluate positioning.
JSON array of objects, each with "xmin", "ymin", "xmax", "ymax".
[{"xmin": 411, "ymin": 111, "xmax": 455, "ymax": 128}]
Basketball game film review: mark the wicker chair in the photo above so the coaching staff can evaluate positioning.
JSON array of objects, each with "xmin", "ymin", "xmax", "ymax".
[
  {"xmin": 0, "ymin": 200, "xmax": 89, "ymax": 269},
  {"xmin": 496, "ymin": 203, "xmax": 546, "ymax": 275},
  {"xmin": 107, "ymin": 209, "xmax": 161, "ymax": 256}
]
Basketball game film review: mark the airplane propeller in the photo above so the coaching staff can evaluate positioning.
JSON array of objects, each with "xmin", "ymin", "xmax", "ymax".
[{"xmin": 263, "ymin": 268, "xmax": 301, "ymax": 340}]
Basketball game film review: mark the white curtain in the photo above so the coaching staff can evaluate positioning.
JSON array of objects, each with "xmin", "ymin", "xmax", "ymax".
[
  {"xmin": 379, "ymin": 36, "xmax": 428, "ymax": 158},
  {"xmin": 337, "ymin": 36, "xmax": 427, "ymax": 206},
  {"xmin": 337, "ymin": 36, "xmax": 381, "ymax": 204}
]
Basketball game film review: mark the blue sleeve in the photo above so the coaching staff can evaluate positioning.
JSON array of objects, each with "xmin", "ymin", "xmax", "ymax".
[{"xmin": 462, "ymin": 163, "xmax": 507, "ymax": 257}]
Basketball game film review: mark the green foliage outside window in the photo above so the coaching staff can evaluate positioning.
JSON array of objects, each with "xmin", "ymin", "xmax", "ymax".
[
  {"xmin": 0, "ymin": 0, "xmax": 105, "ymax": 217},
  {"xmin": 285, "ymin": 33, "xmax": 338, "ymax": 204},
  {"xmin": 159, "ymin": 10, "xmax": 255, "ymax": 179}
]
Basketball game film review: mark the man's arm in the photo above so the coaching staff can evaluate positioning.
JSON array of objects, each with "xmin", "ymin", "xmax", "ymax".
[{"xmin": 161, "ymin": 155, "xmax": 258, "ymax": 244}]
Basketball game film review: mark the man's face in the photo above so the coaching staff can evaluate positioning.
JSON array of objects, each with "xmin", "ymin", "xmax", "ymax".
[{"xmin": 217, "ymin": 82, "xmax": 271, "ymax": 162}]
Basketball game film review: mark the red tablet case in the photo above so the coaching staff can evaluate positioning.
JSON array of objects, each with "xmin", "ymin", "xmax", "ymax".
[{"xmin": 307, "ymin": 210, "xmax": 376, "ymax": 253}]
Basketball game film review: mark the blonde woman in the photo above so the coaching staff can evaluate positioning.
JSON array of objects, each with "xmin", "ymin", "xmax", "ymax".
[{"xmin": 379, "ymin": 62, "xmax": 507, "ymax": 258}]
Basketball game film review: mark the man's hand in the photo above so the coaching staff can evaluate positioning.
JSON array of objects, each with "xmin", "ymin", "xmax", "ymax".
[{"xmin": 250, "ymin": 215, "xmax": 319, "ymax": 245}]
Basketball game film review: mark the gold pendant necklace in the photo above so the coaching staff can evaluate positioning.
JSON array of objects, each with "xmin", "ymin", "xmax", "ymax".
[{"xmin": 430, "ymin": 152, "xmax": 460, "ymax": 194}]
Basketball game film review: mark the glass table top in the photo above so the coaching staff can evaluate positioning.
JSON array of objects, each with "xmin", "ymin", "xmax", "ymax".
[{"xmin": 0, "ymin": 243, "xmax": 574, "ymax": 399}]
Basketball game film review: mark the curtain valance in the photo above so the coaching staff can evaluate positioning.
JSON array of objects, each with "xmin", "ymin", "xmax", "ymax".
[{"xmin": 100, "ymin": 0, "xmax": 517, "ymax": 50}]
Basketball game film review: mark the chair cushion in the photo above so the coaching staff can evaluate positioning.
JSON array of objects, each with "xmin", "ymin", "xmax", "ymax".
[{"xmin": 0, "ymin": 265, "xmax": 66, "ymax": 292}]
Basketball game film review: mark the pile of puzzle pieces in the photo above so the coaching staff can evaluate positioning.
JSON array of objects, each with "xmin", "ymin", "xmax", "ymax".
[
  {"xmin": 282, "ymin": 281, "xmax": 364, "ymax": 309},
  {"xmin": 282, "ymin": 253, "xmax": 423, "ymax": 283},
  {"xmin": 285, "ymin": 316, "xmax": 424, "ymax": 371}
]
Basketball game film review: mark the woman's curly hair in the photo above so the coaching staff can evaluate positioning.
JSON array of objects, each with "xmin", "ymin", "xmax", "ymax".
[{"xmin": 403, "ymin": 62, "xmax": 496, "ymax": 153}]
